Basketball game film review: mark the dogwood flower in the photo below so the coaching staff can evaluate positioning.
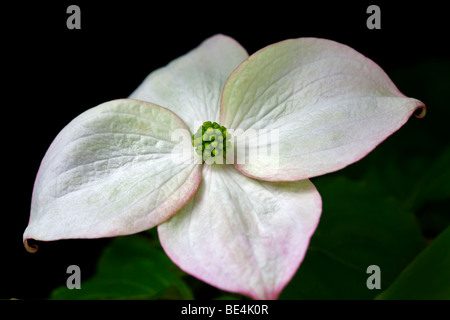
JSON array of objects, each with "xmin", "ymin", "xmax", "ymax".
[{"xmin": 23, "ymin": 34, "xmax": 425, "ymax": 300}]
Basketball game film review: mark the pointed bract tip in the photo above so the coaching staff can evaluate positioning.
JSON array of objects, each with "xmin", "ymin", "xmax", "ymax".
[
  {"xmin": 414, "ymin": 105, "xmax": 427, "ymax": 119},
  {"xmin": 24, "ymin": 239, "xmax": 38, "ymax": 253}
]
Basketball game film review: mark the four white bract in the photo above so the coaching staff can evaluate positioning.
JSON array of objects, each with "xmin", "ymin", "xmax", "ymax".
[{"xmin": 23, "ymin": 35, "xmax": 425, "ymax": 299}]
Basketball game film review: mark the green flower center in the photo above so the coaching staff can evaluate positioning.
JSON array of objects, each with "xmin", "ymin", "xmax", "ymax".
[{"xmin": 192, "ymin": 121, "xmax": 231, "ymax": 164}]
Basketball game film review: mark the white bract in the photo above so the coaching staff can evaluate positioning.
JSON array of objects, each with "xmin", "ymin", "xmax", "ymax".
[{"xmin": 24, "ymin": 35, "xmax": 425, "ymax": 299}]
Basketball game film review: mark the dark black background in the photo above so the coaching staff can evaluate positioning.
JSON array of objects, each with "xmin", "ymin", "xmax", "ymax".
[{"xmin": 3, "ymin": 0, "xmax": 448, "ymax": 302}]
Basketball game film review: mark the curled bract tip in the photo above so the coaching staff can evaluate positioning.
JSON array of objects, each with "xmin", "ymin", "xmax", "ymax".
[
  {"xmin": 24, "ymin": 239, "xmax": 38, "ymax": 253},
  {"xmin": 414, "ymin": 105, "xmax": 427, "ymax": 119}
]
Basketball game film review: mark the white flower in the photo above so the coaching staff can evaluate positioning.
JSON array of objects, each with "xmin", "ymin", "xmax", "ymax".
[{"xmin": 24, "ymin": 35, "xmax": 425, "ymax": 299}]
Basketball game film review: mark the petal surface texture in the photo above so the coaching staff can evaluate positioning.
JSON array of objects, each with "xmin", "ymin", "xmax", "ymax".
[
  {"xmin": 158, "ymin": 165, "xmax": 322, "ymax": 300},
  {"xmin": 24, "ymin": 99, "xmax": 201, "ymax": 245},
  {"xmin": 130, "ymin": 34, "xmax": 248, "ymax": 132},
  {"xmin": 220, "ymin": 38, "xmax": 425, "ymax": 181}
]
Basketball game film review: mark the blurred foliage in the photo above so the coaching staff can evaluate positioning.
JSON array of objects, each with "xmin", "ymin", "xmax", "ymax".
[
  {"xmin": 376, "ymin": 226, "xmax": 450, "ymax": 300},
  {"xmin": 280, "ymin": 176, "xmax": 426, "ymax": 299},
  {"xmin": 50, "ymin": 233, "xmax": 193, "ymax": 300},
  {"xmin": 49, "ymin": 58, "xmax": 450, "ymax": 300}
]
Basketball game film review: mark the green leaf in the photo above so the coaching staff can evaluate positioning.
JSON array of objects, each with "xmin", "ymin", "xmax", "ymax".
[
  {"xmin": 407, "ymin": 145, "xmax": 450, "ymax": 209},
  {"xmin": 359, "ymin": 144, "xmax": 450, "ymax": 211},
  {"xmin": 350, "ymin": 145, "xmax": 450, "ymax": 239},
  {"xmin": 280, "ymin": 177, "xmax": 426, "ymax": 299},
  {"xmin": 50, "ymin": 234, "xmax": 193, "ymax": 300},
  {"xmin": 376, "ymin": 226, "xmax": 450, "ymax": 300}
]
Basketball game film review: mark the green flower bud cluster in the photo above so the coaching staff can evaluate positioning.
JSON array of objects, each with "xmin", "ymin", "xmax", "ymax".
[{"xmin": 192, "ymin": 121, "xmax": 231, "ymax": 163}]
